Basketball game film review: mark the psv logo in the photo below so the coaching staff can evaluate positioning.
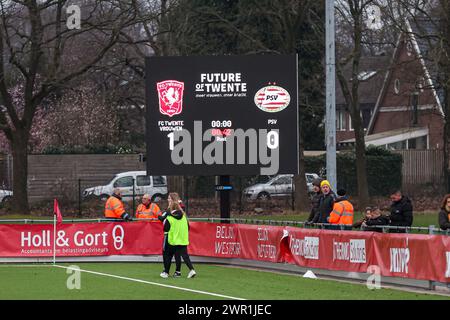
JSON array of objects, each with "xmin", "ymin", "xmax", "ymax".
[
  {"xmin": 157, "ymin": 80, "xmax": 184, "ymax": 117},
  {"xmin": 254, "ymin": 85, "xmax": 290, "ymax": 113}
]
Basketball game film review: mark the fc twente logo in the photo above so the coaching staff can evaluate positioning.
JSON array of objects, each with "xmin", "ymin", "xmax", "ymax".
[{"xmin": 157, "ymin": 80, "xmax": 184, "ymax": 117}]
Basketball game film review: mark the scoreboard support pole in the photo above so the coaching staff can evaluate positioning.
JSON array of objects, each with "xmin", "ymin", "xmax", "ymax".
[{"xmin": 219, "ymin": 175, "xmax": 231, "ymax": 223}]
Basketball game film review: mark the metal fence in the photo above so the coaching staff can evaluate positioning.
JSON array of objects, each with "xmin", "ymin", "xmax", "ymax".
[
  {"xmin": 0, "ymin": 151, "xmax": 447, "ymax": 207},
  {"xmin": 393, "ymin": 149, "xmax": 447, "ymax": 194},
  {"xmin": 0, "ymin": 217, "xmax": 448, "ymax": 235}
]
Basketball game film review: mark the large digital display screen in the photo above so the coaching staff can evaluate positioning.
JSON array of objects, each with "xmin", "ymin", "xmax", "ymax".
[{"xmin": 145, "ymin": 54, "xmax": 298, "ymax": 175}]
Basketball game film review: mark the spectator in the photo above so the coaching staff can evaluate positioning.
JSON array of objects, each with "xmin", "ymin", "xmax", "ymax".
[
  {"xmin": 104, "ymin": 188, "xmax": 132, "ymax": 221},
  {"xmin": 159, "ymin": 192, "xmax": 196, "ymax": 279},
  {"xmin": 438, "ymin": 194, "xmax": 450, "ymax": 230},
  {"xmin": 306, "ymin": 178, "xmax": 323, "ymax": 223},
  {"xmin": 388, "ymin": 190, "xmax": 413, "ymax": 233},
  {"xmin": 135, "ymin": 194, "xmax": 161, "ymax": 221},
  {"xmin": 327, "ymin": 189, "xmax": 354, "ymax": 230},
  {"xmin": 312, "ymin": 180, "xmax": 336, "ymax": 225},
  {"xmin": 353, "ymin": 206, "xmax": 373, "ymax": 229},
  {"xmin": 361, "ymin": 207, "xmax": 390, "ymax": 232}
]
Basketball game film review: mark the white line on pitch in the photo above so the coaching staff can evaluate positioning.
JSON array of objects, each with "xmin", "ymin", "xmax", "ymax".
[{"xmin": 54, "ymin": 265, "xmax": 245, "ymax": 300}]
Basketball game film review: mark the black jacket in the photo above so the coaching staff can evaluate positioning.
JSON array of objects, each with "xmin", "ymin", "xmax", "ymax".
[
  {"xmin": 389, "ymin": 196, "xmax": 413, "ymax": 228},
  {"xmin": 312, "ymin": 191, "xmax": 336, "ymax": 223},
  {"xmin": 307, "ymin": 192, "xmax": 322, "ymax": 222},
  {"xmin": 439, "ymin": 209, "xmax": 450, "ymax": 230},
  {"xmin": 158, "ymin": 209, "xmax": 189, "ymax": 233},
  {"xmin": 363, "ymin": 215, "xmax": 390, "ymax": 232}
]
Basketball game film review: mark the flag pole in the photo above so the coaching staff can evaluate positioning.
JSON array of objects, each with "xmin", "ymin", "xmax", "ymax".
[{"xmin": 53, "ymin": 212, "xmax": 56, "ymax": 265}]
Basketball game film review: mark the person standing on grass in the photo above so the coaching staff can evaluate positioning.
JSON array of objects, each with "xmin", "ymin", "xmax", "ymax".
[
  {"xmin": 135, "ymin": 194, "xmax": 161, "ymax": 220},
  {"xmin": 438, "ymin": 194, "xmax": 450, "ymax": 230},
  {"xmin": 312, "ymin": 180, "xmax": 336, "ymax": 226},
  {"xmin": 327, "ymin": 189, "xmax": 354, "ymax": 230},
  {"xmin": 104, "ymin": 188, "xmax": 132, "ymax": 221},
  {"xmin": 306, "ymin": 178, "xmax": 323, "ymax": 224},
  {"xmin": 158, "ymin": 192, "xmax": 196, "ymax": 279}
]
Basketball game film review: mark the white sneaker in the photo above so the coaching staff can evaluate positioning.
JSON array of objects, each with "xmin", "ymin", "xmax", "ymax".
[
  {"xmin": 187, "ymin": 269, "xmax": 196, "ymax": 278},
  {"xmin": 160, "ymin": 272, "xmax": 169, "ymax": 278}
]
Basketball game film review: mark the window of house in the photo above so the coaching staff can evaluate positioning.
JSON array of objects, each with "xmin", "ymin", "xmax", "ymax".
[
  {"xmin": 394, "ymin": 79, "xmax": 401, "ymax": 94},
  {"xmin": 416, "ymin": 77, "xmax": 425, "ymax": 92},
  {"xmin": 406, "ymin": 41, "xmax": 413, "ymax": 56},
  {"xmin": 387, "ymin": 140, "xmax": 407, "ymax": 150},
  {"xmin": 407, "ymin": 136, "xmax": 427, "ymax": 150},
  {"xmin": 336, "ymin": 110, "xmax": 346, "ymax": 131},
  {"xmin": 411, "ymin": 93, "xmax": 419, "ymax": 125},
  {"xmin": 357, "ymin": 71, "xmax": 377, "ymax": 81},
  {"xmin": 348, "ymin": 111, "xmax": 364, "ymax": 131}
]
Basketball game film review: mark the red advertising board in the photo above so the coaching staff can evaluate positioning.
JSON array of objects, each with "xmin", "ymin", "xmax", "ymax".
[
  {"xmin": 0, "ymin": 221, "xmax": 449, "ymax": 283},
  {"xmin": 0, "ymin": 222, "xmax": 162, "ymax": 257}
]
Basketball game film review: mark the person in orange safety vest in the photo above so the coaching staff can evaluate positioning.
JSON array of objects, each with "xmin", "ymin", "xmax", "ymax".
[
  {"xmin": 104, "ymin": 188, "xmax": 132, "ymax": 221},
  {"xmin": 328, "ymin": 189, "xmax": 354, "ymax": 228},
  {"xmin": 136, "ymin": 193, "xmax": 161, "ymax": 220}
]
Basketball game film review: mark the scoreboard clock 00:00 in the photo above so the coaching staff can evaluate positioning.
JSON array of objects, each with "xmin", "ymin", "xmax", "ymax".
[{"xmin": 145, "ymin": 54, "xmax": 299, "ymax": 176}]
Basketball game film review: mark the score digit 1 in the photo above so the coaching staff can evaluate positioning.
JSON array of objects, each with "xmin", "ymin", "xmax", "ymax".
[
  {"xmin": 267, "ymin": 131, "xmax": 279, "ymax": 149},
  {"xmin": 168, "ymin": 132, "xmax": 174, "ymax": 150}
]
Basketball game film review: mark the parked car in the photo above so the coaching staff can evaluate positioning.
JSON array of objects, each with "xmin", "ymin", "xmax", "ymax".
[
  {"xmin": 243, "ymin": 173, "xmax": 319, "ymax": 200},
  {"xmin": 82, "ymin": 171, "xmax": 168, "ymax": 202}
]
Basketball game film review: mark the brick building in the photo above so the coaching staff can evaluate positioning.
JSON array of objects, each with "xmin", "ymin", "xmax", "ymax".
[{"xmin": 338, "ymin": 20, "xmax": 445, "ymax": 150}]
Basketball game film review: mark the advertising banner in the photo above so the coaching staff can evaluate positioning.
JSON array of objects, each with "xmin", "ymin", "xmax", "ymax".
[{"xmin": 0, "ymin": 222, "xmax": 162, "ymax": 257}]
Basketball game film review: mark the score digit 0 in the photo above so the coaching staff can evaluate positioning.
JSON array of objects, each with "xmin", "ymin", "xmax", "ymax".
[{"xmin": 267, "ymin": 131, "xmax": 279, "ymax": 150}]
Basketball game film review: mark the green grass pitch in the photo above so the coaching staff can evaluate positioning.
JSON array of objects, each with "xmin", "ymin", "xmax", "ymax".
[{"xmin": 0, "ymin": 263, "xmax": 448, "ymax": 300}]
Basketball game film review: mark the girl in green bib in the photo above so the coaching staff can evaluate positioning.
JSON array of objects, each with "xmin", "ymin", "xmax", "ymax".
[{"xmin": 159, "ymin": 192, "xmax": 196, "ymax": 279}]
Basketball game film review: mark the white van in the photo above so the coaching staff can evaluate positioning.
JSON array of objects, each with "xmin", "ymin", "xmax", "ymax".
[{"xmin": 82, "ymin": 171, "xmax": 168, "ymax": 202}]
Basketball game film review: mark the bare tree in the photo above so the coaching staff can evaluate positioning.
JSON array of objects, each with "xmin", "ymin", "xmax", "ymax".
[
  {"xmin": 0, "ymin": 0, "xmax": 150, "ymax": 213},
  {"xmin": 382, "ymin": 0, "xmax": 450, "ymax": 192},
  {"xmin": 335, "ymin": 0, "xmax": 383, "ymax": 209},
  {"xmin": 114, "ymin": 0, "xmax": 325, "ymax": 212}
]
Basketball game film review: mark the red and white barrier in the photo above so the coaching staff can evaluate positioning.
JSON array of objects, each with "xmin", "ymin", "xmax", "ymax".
[{"xmin": 0, "ymin": 221, "xmax": 449, "ymax": 283}]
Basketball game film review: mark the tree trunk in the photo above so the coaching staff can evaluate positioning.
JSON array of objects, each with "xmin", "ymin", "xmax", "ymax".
[
  {"xmin": 444, "ymin": 82, "xmax": 450, "ymax": 193},
  {"xmin": 350, "ymin": 2, "xmax": 369, "ymax": 211},
  {"xmin": 443, "ymin": 3, "xmax": 450, "ymax": 193},
  {"xmin": 352, "ymin": 109, "xmax": 369, "ymax": 210},
  {"xmin": 445, "ymin": 115, "xmax": 449, "ymax": 193},
  {"xmin": 11, "ymin": 129, "xmax": 30, "ymax": 214},
  {"xmin": 294, "ymin": 113, "xmax": 310, "ymax": 212}
]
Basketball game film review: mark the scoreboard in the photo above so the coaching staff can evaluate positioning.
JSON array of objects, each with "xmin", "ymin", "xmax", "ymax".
[{"xmin": 145, "ymin": 54, "xmax": 298, "ymax": 176}]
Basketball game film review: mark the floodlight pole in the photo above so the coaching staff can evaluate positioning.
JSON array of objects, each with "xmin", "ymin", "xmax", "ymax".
[{"xmin": 325, "ymin": 0, "xmax": 337, "ymax": 190}]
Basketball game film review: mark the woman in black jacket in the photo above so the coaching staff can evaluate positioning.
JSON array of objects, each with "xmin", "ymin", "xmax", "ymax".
[{"xmin": 438, "ymin": 194, "xmax": 450, "ymax": 230}]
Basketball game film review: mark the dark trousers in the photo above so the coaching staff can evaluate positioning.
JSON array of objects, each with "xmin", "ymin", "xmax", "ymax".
[{"xmin": 162, "ymin": 237, "xmax": 194, "ymax": 273}]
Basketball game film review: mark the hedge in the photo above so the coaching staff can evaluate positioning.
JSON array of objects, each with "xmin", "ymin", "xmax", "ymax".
[{"xmin": 304, "ymin": 146, "xmax": 402, "ymax": 196}]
